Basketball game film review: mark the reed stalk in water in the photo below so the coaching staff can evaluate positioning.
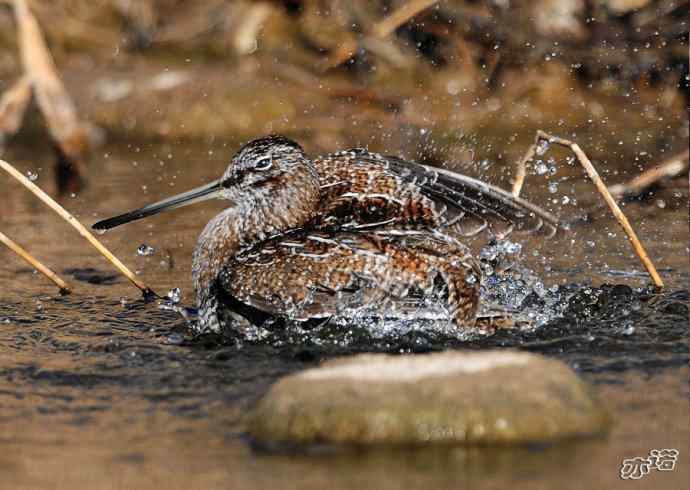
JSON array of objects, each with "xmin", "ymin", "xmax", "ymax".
[
  {"xmin": 0, "ymin": 231, "xmax": 71, "ymax": 294},
  {"xmin": 0, "ymin": 158, "xmax": 156, "ymax": 298},
  {"xmin": 513, "ymin": 130, "xmax": 664, "ymax": 288}
]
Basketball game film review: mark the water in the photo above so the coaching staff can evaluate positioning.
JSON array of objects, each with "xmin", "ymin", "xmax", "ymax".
[
  {"xmin": 0, "ymin": 142, "xmax": 687, "ymax": 489},
  {"xmin": 137, "ymin": 244, "xmax": 156, "ymax": 256}
]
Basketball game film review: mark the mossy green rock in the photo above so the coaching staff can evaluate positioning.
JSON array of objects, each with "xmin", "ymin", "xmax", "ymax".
[{"xmin": 249, "ymin": 350, "xmax": 609, "ymax": 445}]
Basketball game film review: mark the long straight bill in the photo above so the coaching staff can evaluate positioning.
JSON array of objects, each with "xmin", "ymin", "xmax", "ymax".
[{"xmin": 92, "ymin": 179, "xmax": 222, "ymax": 230}]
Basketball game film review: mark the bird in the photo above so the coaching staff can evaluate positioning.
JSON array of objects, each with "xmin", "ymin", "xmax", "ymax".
[{"xmin": 93, "ymin": 135, "xmax": 559, "ymax": 335}]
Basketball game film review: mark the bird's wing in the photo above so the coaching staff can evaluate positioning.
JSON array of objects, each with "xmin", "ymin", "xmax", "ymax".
[{"xmin": 315, "ymin": 149, "xmax": 561, "ymax": 240}]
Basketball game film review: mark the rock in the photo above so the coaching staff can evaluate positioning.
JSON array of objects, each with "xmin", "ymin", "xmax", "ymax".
[{"xmin": 249, "ymin": 350, "xmax": 609, "ymax": 445}]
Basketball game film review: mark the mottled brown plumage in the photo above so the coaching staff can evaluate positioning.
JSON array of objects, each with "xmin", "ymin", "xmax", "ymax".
[{"xmin": 93, "ymin": 135, "xmax": 560, "ymax": 335}]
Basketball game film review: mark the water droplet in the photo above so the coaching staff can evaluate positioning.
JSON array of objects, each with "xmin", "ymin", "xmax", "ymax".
[
  {"xmin": 656, "ymin": 199, "xmax": 666, "ymax": 209},
  {"xmin": 534, "ymin": 161, "xmax": 548, "ymax": 175},
  {"xmin": 137, "ymin": 244, "xmax": 155, "ymax": 256},
  {"xmin": 26, "ymin": 170, "xmax": 38, "ymax": 181},
  {"xmin": 502, "ymin": 241, "xmax": 521, "ymax": 255},
  {"xmin": 536, "ymin": 139, "xmax": 550, "ymax": 156},
  {"xmin": 548, "ymin": 182, "xmax": 559, "ymax": 193},
  {"xmin": 480, "ymin": 246, "xmax": 498, "ymax": 261},
  {"xmin": 165, "ymin": 333, "xmax": 185, "ymax": 345},
  {"xmin": 167, "ymin": 287, "xmax": 182, "ymax": 304}
]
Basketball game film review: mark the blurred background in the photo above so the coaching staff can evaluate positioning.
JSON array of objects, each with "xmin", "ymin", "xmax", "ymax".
[
  {"xmin": 0, "ymin": 3, "xmax": 688, "ymax": 490},
  {"xmin": 0, "ymin": 0, "xmax": 687, "ymax": 185}
]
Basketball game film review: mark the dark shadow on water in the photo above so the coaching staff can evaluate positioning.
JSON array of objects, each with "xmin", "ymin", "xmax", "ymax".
[
  {"xmin": 63, "ymin": 268, "xmax": 122, "ymax": 285},
  {"xmin": 177, "ymin": 283, "xmax": 689, "ymax": 377}
]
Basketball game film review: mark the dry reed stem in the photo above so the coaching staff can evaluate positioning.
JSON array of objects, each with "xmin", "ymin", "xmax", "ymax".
[
  {"xmin": 0, "ymin": 231, "xmax": 71, "ymax": 294},
  {"xmin": 319, "ymin": 37, "xmax": 359, "ymax": 71},
  {"xmin": 13, "ymin": 0, "xmax": 89, "ymax": 187},
  {"xmin": 25, "ymin": 1, "xmax": 120, "ymax": 48},
  {"xmin": 0, "ymin": 158, "xmax": 155, "ymax": 298},
  {"xmin": 14, "ymin": 0, "xmax": 81, "ymax": 143},
  {"xmin": 0, "ymin": 76, "xmax": 32, "ymax": 137},
  {"xmin": 512, "ymin": 139, "xmax": 536, "ymax": 197},
  {"xmin": 322, "ymin": 0, "xmax": 438, "ymax": 69},
  {"xmin": 529, "ymin": 130, "xmax": 664, "ymax": 288},
  {"xmin": 609, "ymin": 149, "xmax": 689, "ymax": 199},
  {"xmin": 372, "ymin": 0, "xmax": 439, "ymax": 38},
  {"xmin": 232, "ymin": 2, "xmax": 274, "ymax": 55}
]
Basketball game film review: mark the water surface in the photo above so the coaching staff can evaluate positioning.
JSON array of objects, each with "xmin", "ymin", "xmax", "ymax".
[{"xmin": 0, "ymin": 141, "xmax": 687, "ymax": 489}]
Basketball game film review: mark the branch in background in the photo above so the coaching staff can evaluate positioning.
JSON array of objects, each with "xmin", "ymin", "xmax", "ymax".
[
  {"xmin": 112, "ymin": 0, "xmax": 157, "ymax": 49},
  {"xmin": 609, "ymin": 149, "xmax": 690, "ymax": 200},
  {"xmin": 0, "ymin": 231, "xmax": 71, "ymax": 294},
  {"xmin": 0, "ymin": 158, "xmax": 156, "ymax": 299},
  {"xmin": 26, "ymin": 1, "xmax": 120, "ymax": 49},
  {"xmin": 320, "ymin": 0, "xmax": 439, "ymax": 70},
  {"xmin": 13, "ymin": 0, "xmax": 90, "ymax": 194},
  {"xmin": 371, "ymin": 0, "xmax": 439, "ymax": 38},
  {"xmin": 526, "ymin": 130, "xmax": 665, "ymax": 289},
  {"xmin": 0, "ymin": 76, "xmax": 32, "ymax": 142},
  {"xmin": 232, "ymin": 2, "xmax": 273, "ymax": 56}
]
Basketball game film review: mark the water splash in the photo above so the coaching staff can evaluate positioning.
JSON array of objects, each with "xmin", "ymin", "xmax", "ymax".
[
  {"xmin": 536, "ymin": 139, "xmax": 550, "ymax": 156},
  {"xmin": 477, "ymin": 240, "xmax": 572, "ymax": 329},
  {"xmin": 194, "ymin": 239, "xmax": 572, "ymax": 349},
  {"xmin": 166, "ymin": 287, "xmax": 182, "ymax": 304},
  {"xmin": 534, "ymin": 161, "xmax": 549, "ymax": 175},
  {"xmin": 137, "ymin": 244, "xmax": 155, "ymax": 256}
]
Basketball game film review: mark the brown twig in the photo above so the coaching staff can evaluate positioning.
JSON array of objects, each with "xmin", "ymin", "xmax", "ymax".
[
  {"xmin": 529, "ymin": 130, "xmax": 664, "ymax": 288},
  {"xmin": 372, "ymin": 0, "xmax": 439, "ymax": 38},
  {"xmin": 0, "ymin": 76, "xmax": 32, "ymax": 138},
  {"xmin": 320, "ymin": 0, "xmax": 438, "ymax": 70},
  {"xmin": 13, "ymin": 0, "xmax": 90, "ymax": 193},
  {"xmin": 512, "ymin": 138, "xmax": 537, "ymax": 197},
  {"xmin": 318, "ymin": 36, "xmax": 360, "ymax": 71},
  {"xmin": 232, "ymin": 2, "xmax": 273, "ymax": 55},
  {"xmin": 0, "ymin": 158, "xmax": 155, "ymax": 298},
  {"xmin": 27, "ymin": 1, "xmax": 121, "ymax": 48},
  {"xmin": 0, "ymin": 231, "xmax": 71, "ymax": 294},
  {"xmin": 609, "ymin": 149, "xmax": 689, "ymax": 199}
]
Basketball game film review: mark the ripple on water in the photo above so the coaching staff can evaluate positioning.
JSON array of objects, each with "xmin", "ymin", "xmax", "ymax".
[{"xmin": 1, "ymin": 277, "xmax": 688, "ymax": 373}]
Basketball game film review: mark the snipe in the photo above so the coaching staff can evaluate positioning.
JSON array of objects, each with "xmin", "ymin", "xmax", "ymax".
[{"xmin": 93, "ymin": 135, "xmax": 559, "ymax": 334}]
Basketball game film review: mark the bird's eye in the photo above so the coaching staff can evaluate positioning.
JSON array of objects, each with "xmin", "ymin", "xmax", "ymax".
[{"xmin": 254, "ymin": 155, "xmax": 273, "ymax": 171}]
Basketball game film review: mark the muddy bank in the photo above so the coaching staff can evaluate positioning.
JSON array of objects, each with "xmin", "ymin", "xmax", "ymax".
[{"xmin": 0, "ymin": 1, "xmax": 686, "ymax": 162}]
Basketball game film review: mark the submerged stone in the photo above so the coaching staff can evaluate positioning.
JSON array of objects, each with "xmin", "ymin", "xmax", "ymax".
[{"xmin": 249, "ymin": 350, "xmax": 609, "ymax": 446}]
